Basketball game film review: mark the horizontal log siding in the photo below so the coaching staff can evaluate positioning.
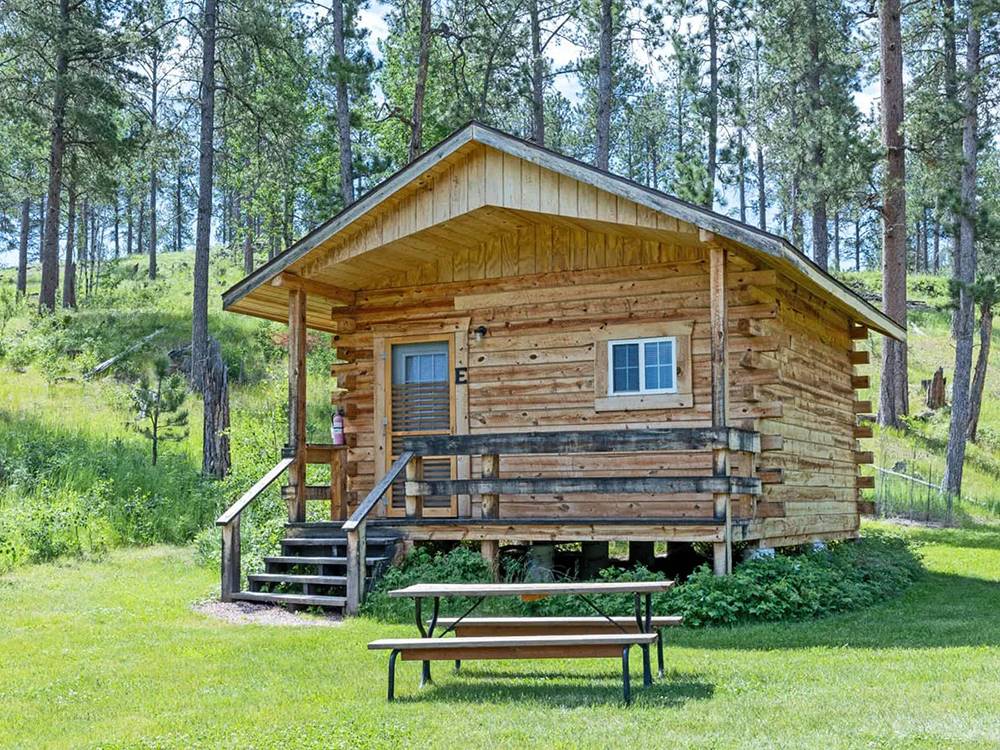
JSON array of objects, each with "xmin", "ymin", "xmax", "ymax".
[
  {"xmin": 332, "ymin": 228, "xmax": 778, "ymax": 524},
  {"xmin": 751, "ymin": 276, "xmax": 861, "ymax": 546}
]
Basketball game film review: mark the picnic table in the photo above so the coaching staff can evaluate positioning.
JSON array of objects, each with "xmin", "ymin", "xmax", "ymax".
[{"xmin": 370, "ymin": 580, "xmax": 676, "ymax": 703}]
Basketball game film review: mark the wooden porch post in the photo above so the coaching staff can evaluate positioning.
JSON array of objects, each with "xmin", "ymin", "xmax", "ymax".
[
  {"xmin": 706, "ymin": 235, "xmax": 732, "ymax": 575},
  {"xmin": 287, "ymin": 288, "xmax": 307, "ymax": 523},
  {"xmin": 480, "ymin": 453, "xmax": 500, "ymax": 580}
]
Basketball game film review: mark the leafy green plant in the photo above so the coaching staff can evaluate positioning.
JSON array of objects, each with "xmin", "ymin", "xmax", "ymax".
[
  {"xmin": 361, "ymin": 533, "xmax": 923, "ymax": 627},
  {"xmin": 128, "ymin": 358, "xmax": 189, "ymax": 465}
]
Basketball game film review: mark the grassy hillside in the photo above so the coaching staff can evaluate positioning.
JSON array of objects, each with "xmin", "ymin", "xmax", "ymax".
[
  {"xmin": 0, "ymin": 253, "xmax": 338, "ymax": 572},
  {"xmin": 0, "ymin": 256, "xmax": 998, "ymax": 573}
]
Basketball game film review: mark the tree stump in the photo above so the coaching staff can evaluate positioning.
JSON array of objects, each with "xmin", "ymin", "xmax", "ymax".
[
  {"xmin": 923, "ymin": 367, "xmax": 946, "ymax": 410},
  {"xmin": 202, "ymin": 336, "xmax": 231, "ymax": 478}
]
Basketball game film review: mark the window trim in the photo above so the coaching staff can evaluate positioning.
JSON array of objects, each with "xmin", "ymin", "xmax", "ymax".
[
  {"xmin": 607, "ymin": 336, "xmax": 678, "ymax": 395},
  {"xmin": 592, "ymin": 321, "xmax": 694, "ymax": 412}
]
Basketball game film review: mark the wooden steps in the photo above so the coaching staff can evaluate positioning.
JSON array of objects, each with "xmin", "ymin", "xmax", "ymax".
[
  {"xmin": 248, "ymin": 573, "xmax": 348, "ymax": 586},
  {"xmin": 233, "ymin": 527, "xmax": 401, "ymax": 614},
  {"xmin": 233, "ymin": 591, "xmax": 348, "ymax": 608}
]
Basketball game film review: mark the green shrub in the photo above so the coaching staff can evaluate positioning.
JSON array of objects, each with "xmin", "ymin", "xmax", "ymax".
[{"xmin": 361, "ymin": 533, "xmax": 923, "ymax": 627}]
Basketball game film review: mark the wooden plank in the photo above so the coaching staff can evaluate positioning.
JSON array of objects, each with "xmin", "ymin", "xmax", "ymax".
[
  {"xmin": 388, "ymin": 581, "xmax": 673, "ymax": 598},
  {"xmin": 856, "ymin": 475, "xmax": 875, "ymax": 489},
  {"xmin": 853, "ymin": 400, "xmax": 873, "ymax": 414},
  {"xmin": 481, "ymin": 453, "xmax": 500, "ymax": 579},
  {"xmin": 343, "ymin": 451, "xmax": 415, "ymax": 531},
  {"xmin": 401, "ymin": 428, "xmax": 760, "ymax": 456},
  {"xmin": 271, "ymin": 272, "xmax": 356, "ymax": 306},
  {"xmin": 848, "ymin": 350, "xmax": 870, "ymax": 365},
  {"xmin": 288, "ymin": 289, "xmax": 308, "ymax": 523},
  {"xmin": 345, "ymin": 523, "xmax": 366, "ymax": 615},
  {"xmin": 849, "ymin": 323, "xmax": 869, "ymax": 340},
  {"xmin": 854, "ymin": 451, "xmax": 874, "ymax": 465},
  {"xmin": 331, "ymin": 447, "xmax": 347, "ymax": 521},
  {"xmin": 851, "ymin": 375, "xmax": 870, "ymax": 389},
  {"xmin": 220, "ymin": 516, "xmax": 241, "ymax": 601},
  {"xmin": 854, "ymin": 425, "xmax": 874, "ymax": 439},
  {"xmin": 399, "ymin": 645, "xmax": 627, "ymax": 661},
  {"xmin": 708, "ymin": 242, "xmax": 732, "ymax": 576},
  {"xmin": 405, "ymin": 455, "xmax": 424, "ymax": 518},
  {"xmin": 407, "ymin": 476, "xmax": 762, "ymax": 496}
]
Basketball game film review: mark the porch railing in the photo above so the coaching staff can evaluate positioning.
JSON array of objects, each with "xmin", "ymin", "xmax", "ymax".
[
  {"xmin": 216, "ymin": 443, "xmax": 349, "ymax": 602},
  {"xmin": 340, "ymin": 427, "xmax": 761, "ymax": 611}
]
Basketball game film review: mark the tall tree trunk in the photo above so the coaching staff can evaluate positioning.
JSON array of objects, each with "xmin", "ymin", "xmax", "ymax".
[
  {"xmin": 192, "ymin": 0, "xmax": 217, "ymax": 392},
  {"xmin": 202, "ymin": 336, "xmax": 231, "ymax": 478},
  {"xmin": 756, "ymin": 145, "xmax": 766, "ymax": 230},
  {"xmin": 79, "ymin": 199, "xmax": 89, "ymax": 299},
  {"xmin": 149, "ymin": 52, "xmax": 159, "ymax": 279},
  {"xmin": 878, "ymin": 0, "xmax": 909, "ymax": 429},
  {"xmin": 943, "ymin": 14, "xmax": 980, "ymax": 498},
  {"xmin": 126, "ymin": 193, "xmax": 134, "ymax": 256},
  {"xmin": 704, "ymin": 0, "xmax": 718, "ymax": 208},
  {"xmin": 812, "ymin": 202, "xmax": 828, "ymax": 269},
  {"xmin": 943, "ymin": 0, "xmax": 962, "ymax": 332},
  {"xmin": 175, "ymin": 167, "xmax": 183, "ymax": 252},
  {"xmin": 855, "ymin": 210, "xmax": 862, "ymax": 272},
  {"xmin": 833, "ymin": 211, "xmax": 840, "ymax": 271},
  {"xmin": 137, "ymin": 195, "xmax": 146, "ymax": 257},
  {"xmin": 17, "ymin": 197, "xmax": 30, "ymax": 297},
  {"xmin": 332, "ymin": 0, "xmax": 354, "ymax": 204},
  {"xmin": 62, "ymin": 175, "xmax": 76, "ymax": 309},
  {"xmin": 409, "ymin": 0, "xmax": 432, "ymax": 161},
  {"xmin": 933, "ymin": 210, "xmax": 941, "ymax": 272},
  {"xmin": 967, "ymin": 298, "xmax": 993, "ymax": 443},
  {"xmin": 737, "ymin": 127, "xmax": 746, "ymax": 224},
  {"xmin": 113, "ymin": 195, "xmax": 120, "ymax": 259},
  {"xmin": 790, "ymin": 176, "xmax": 804, "ymax": 248},
  {"xmin": 529, "ymin": 0, "xmax": 544, "ymax": 145},
  {"xmin": 243, "ymin": 208, "xmax": 254, "ymax": 275},
  {"xmin": 594, "ymin": 0, "xmax": 613, "ymax": 170},
  {"xmin": 40, "ymin": 0, "xmax": 70, "ymax": 312}
]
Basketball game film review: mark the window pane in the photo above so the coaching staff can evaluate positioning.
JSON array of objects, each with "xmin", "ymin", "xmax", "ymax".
[
  {"xmin": 644, "ymin": 340, "xmax": 674, "ymax": 390},
  {"xmin": 612, "ymin": 343, "xmax": 639, "ymax": 392},
  {"xmin": 405, "ymin": 353, "xmax": 448, "ymax": 383}
]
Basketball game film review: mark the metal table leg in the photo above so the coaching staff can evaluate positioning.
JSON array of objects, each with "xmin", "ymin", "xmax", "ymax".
[
  {"xmin": 622, "ymin": 646, "xmax": 632, "ymax": 705},
  {"xmin": 634, "ymin": 593, "xmax": 652, "ymax": 687},
  {"xmin": 415, "ymin": 596, "xmax": 440, "ymax": 687}
]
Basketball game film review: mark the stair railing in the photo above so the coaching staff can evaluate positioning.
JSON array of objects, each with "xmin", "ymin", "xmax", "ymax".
[
  {"xmin": 341, "ymin": 451, "xmax": 414, "ymax": 614},
  {"xmin": 216, "ymin": 456, "xmax": 294, "ymax": 601}
]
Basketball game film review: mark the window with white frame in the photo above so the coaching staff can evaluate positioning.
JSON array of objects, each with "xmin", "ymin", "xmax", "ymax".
[{"xmin": 608, "ymin": 337, "xmax": 677, "ymax": 395}]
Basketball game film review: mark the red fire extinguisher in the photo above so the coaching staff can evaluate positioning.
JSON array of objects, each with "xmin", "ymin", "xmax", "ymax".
[{"xmin": 331, "ymin": 407, "xmax": 345, "ymax": 446}]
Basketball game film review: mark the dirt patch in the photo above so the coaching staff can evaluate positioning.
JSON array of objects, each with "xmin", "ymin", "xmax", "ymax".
[{"xmin": 194, "ymin": 599, "xmax": 343, "ymax": 627}]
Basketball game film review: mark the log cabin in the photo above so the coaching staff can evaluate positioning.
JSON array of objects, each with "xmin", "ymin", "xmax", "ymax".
[{"xmin": 216, "ymin": 121, "xmax": 906, "ymax": 615}]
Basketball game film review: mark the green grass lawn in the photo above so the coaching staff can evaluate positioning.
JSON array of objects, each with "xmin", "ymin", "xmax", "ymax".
[{"xmin": 2, "ymin": 523, "xmax": 1000, "ymax": 749}]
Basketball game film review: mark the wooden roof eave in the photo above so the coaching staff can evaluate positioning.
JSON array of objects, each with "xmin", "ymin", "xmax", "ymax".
[{"xmin": 221, "ymin": 120, "xmax": 906, "ymax": 343}]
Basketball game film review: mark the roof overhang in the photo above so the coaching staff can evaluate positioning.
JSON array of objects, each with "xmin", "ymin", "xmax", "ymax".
[{"xmin": 222, "ymin": 122, "xmax": 905, "ymax": 342}]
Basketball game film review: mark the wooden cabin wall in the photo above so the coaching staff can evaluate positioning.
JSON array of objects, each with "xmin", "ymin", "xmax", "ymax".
[
  {"xmin": 331, "ymin": 225, "xmax": 785, "ymax": 525},
  {"xmin": 751, "ymin": 277, "xmax": 863, "ymax": 547}
]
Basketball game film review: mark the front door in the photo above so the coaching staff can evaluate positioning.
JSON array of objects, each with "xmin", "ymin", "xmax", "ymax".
[{"xmin": 387, "ymin": 339, "xmax": 455, "ymax": 516}]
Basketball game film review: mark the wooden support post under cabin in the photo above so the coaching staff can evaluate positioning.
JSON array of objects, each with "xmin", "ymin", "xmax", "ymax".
[
  {"xmin": 220, "ymin": 516, "xmax": 240, "ymax": 602},
  {"xmin": 287, "ymin": 288, "xmax": 308, "ymax": 523},
  {"xmin": 330, "ymin": 448, "xmax": 347, "ymax": 521},
  {"xmin": 706, "ymin": 237, "xmax": 732, "ymax": 575},
  {"xmin": 345, "ymin": 523, "xmax": 367, "ymax": 615},
  {"xmin": 480, "ymin": 453, "xmax": 500, "ymax": 580},
  {"xmin": 405, "ymin": 455, "xmax": 424, "ymax": 519}
]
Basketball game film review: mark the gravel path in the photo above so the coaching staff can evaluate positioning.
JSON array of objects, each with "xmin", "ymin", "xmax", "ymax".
[{"xmin": 193, "ymin": 599, "xmax": 343, "ymax": 627}]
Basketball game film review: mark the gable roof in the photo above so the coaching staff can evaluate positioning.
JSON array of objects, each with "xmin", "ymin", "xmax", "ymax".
[{"xmin": 222, "ymin": 121, "xmax": 905, "ymax": 341}]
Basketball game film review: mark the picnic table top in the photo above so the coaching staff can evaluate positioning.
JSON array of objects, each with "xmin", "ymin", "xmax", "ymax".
[{"xmin": 387, "ymin": 580, "xmax": 675, "ymax": 598}]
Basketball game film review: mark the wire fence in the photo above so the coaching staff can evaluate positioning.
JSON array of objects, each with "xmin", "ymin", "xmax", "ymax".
[{"xmin": 872, "ymin": 464, "xmax": 958, "ymax": 524}]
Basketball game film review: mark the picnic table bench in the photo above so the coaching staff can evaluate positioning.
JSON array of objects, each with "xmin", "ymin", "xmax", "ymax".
[{"xmin": 368, "ymin": 580, "xmax": 679, "ymax": 704}]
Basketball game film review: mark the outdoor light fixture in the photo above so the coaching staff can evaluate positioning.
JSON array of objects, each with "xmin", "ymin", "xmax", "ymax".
[{"xmin": 474, "ymin": 325, "xmax": 488, "ymax": 341}]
